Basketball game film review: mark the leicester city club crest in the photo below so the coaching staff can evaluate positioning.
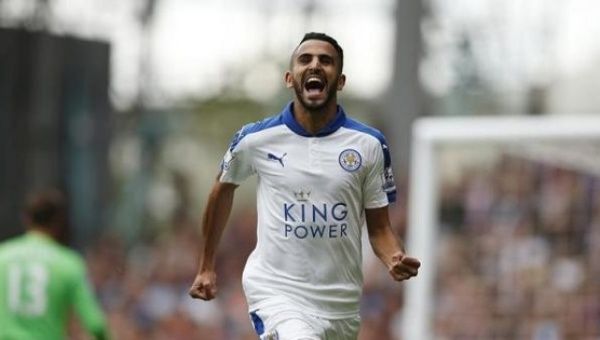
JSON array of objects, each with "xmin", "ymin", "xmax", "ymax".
[{"xmin": 339, "ymin": 149, "xmax": 362, "ymax": 172}]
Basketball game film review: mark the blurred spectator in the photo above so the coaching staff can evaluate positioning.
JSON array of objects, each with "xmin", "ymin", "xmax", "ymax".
[{"xmin": 432, "ymin": 155, "xmax": 600, "ymax": 339}]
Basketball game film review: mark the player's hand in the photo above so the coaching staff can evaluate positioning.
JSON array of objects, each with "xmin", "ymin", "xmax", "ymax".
[
  {"xmin": 189, "ymin": 270, "xmax": 218, "ymax": 300},
  {"xmin": 388, "ymin": 252, "xmax": 420, "ymax": 281}
]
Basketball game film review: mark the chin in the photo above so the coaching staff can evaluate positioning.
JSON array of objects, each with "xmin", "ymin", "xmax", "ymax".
[
  {"xmin": 300, "ymin": 100, "xmax": 327, "ymax": 111},
  {"xmin": 293, "ymin": 84, "xmax": 334, "ymax": 111},
  {"xmin": 300, "ymin": 92, "xmax": 332, "ymax": 110}
]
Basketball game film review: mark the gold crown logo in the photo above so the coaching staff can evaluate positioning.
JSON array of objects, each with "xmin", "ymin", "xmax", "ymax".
[{"xmin": 293, "ymin": 189, "xmax": 311, "ymax": 202}]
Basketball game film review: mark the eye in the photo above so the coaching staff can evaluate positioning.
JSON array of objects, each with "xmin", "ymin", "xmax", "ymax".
[
  {"xmin": 319, "ymin": 55, "xmax": 334, "ymax": 65},
  {"xmin": 297, "ymin": 54, "xmax": 312, "ymax": 64}
]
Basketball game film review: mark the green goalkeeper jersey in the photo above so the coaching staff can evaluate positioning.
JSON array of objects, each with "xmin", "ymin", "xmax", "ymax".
[{"xmin": 0, "ymin": 231, "xmax": 108, "ymax": 340}]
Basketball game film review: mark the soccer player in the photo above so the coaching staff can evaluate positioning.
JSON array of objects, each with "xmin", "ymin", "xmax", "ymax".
[
  {"xmin": 189, "ymin": 32, "xmax": 420, "ymax": 339},
  {"xmin": 0, "ymin": 190, "xmax": 109, "ymax": 340}
]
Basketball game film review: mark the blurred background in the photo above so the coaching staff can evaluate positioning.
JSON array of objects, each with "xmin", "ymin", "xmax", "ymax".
[{"xmin": 1, "ymin": 0, "xmax": 599, "ymax": 339}]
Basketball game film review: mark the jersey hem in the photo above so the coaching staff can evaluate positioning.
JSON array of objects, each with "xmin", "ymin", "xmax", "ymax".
[{"xmin": 248, "ymin": 299, "xmax": 360, "ymax": 320}]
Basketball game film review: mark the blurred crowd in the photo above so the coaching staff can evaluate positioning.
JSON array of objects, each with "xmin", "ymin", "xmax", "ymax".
[
  {"xmin": 435, "ymin": 155, "xmax": 600, "ymax": 339},
  {"xmin": 84, "ymin": 210, "xmax": 257, "ymax": 340},
  {"xmin": 82, "ymin": 154, "xmax": 600, "ymax": 340}
]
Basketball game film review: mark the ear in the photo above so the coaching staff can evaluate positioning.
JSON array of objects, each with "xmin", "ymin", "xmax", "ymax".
[
  {"xmin": 337, "ymin": 74, "xmax": 346, "ymax": 91},
  {"xmin": 284, "ymin": 71, "xmax": 294, "ymax": 89}
]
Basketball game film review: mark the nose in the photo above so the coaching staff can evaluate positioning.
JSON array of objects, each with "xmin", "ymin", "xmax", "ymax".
[{"xmin": 308, "ymin": 56, "xmax": 322, "ymax": 69}]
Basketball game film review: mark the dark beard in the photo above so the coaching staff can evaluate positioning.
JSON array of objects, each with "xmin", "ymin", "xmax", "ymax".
[{"xmin": 292, "ymin": 76, "xmax": 338, "ymax": 112}]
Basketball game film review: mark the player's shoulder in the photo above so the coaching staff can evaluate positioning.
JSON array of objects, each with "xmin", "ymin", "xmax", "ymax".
[
  {"xmin": 229, "ymin": 113, "xmax": 285, "ymax": 150},
  {"xmin": 50, "ymin": 245, "xmax": 87, "ymax": 278},
  {"xmin": 35, "ymin": 238, "xmax": 85, "ymax": 269},
  {"xmin": 55, "ymin": 244, "xmax": 85, "ymax": 266},
  {"xmin": 0, "ymin": 235, "xmax": 27, "ymax": 257},
  {"xmin": 0, "ymin": 234, "xmax": 84, "ymax": 272},
  {"xmin": 0, "ymin": 235, "xmax": 15, "ymax": 249},
  {"xmin": 242, "ymin": 113, "xmax": 285, "ymax": 135},
  {"xmin": 0, "ymin": 239, "xmax": 12, "ymax": 259},
  {"xmin": 342, "ymin": 117, "xmax": 388, "ymax": 146}
]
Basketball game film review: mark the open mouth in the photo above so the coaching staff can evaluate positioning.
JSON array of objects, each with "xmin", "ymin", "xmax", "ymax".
[{"xmin": 303, "ymin": 76, "xmax": 326, "ymax": 95}]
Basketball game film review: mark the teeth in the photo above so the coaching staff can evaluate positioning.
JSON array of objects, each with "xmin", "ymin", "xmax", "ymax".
[{"xmin": 307, "ymin": 77, "xmax": 322, "ymax": 83}]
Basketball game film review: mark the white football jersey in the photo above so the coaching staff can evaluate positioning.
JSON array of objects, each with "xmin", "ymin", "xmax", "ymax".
[{"xmin": 220, "ymin": 103, "xmax": 396, "ymax": 319}]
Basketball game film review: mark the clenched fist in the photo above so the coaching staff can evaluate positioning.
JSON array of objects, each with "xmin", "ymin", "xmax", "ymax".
[
  {"xmin": 189, "ymin": 271, "xmax": 218, "ymax": 300},
  {"xmin": 388, "ymin": 252, "xmax": 420, "ymax": 281}
]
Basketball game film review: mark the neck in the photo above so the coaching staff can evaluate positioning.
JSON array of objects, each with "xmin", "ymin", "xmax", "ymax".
[
  {"xmin": 28, "ymin": 226, "xmax": 57, "ymax": 240},
  {"xmin": 292, "ymin": 99, "xmax": 339, "ymax": 135}
]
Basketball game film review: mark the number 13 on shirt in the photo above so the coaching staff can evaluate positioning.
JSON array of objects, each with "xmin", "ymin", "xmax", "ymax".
[{"xmin": 7, "ymin": 262, "xmax": 49, "ymax": 316}]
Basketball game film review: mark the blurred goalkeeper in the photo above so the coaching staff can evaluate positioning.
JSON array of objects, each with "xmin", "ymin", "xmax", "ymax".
[
  {"xmin": 0, "ymin": 190, "xmax": 109, "ymax": 340},
  {"xmin": 189, "ymin": 32, "xmax": 420, "ymax": 339}
]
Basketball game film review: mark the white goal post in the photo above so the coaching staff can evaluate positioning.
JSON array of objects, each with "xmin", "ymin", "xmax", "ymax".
[{"xmin": 401, "ymin": 115, "xmax": 600, "ymax": 340}]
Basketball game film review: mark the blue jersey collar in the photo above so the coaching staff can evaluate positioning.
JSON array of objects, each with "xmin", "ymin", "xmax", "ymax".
[{"xmin": 282, "ymin": 102, "xmax": 346, "ymax": 137}]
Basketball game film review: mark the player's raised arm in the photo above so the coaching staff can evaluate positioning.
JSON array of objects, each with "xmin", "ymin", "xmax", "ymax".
[
  {"xmin": 189, "ymin": 175, "xmax": 238, "ymax": 301},
  {"xmin": 365, "ymin": 206, "xmax": 420, "ymax": 281}
]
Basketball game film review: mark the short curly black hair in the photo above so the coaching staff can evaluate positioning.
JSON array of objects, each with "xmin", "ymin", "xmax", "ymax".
[{"xmin": 296, "ymin": 32, "xmax": 344, "ymax": 72}]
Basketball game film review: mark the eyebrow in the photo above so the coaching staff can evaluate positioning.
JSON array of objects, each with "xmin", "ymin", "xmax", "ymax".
[{"xmin": 296, "ymin": 52, "xmax": 335, "ymax": 60}]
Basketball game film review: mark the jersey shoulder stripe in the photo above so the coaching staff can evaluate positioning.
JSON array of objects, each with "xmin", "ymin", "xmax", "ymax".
[
  {"xmin": 343, "ymin": 118, "xmax": 397, "ymax": 203},
  {"xmin": 343, "ymin": 118, "xmax": 390, "ymax": 165},
  {"xmin": 228, "ymin": 114, "xmax": 284, "ymax": 152},
  {"xmin": 343, "ymin": 118, "xmax": 386, "ymax": 141}
]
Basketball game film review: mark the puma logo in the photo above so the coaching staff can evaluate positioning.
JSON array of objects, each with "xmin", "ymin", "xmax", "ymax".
[{"xmin": 267, "ymin": 152, "xmax": 287, "ymax": 167}]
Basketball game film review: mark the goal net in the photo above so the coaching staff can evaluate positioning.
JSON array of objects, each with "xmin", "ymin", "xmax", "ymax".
[{"xmin": 402, "ymin": 115, "xmax": 600, "ymax": 340}]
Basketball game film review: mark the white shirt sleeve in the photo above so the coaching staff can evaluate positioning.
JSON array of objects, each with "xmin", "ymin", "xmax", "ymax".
[
  {"xmin": 363, "ymin": 140, "xmax": 396, "ymax": 209},
  {"xmin": 219, "ymin": 128, "xmax": 255, "ymax": 184}
]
